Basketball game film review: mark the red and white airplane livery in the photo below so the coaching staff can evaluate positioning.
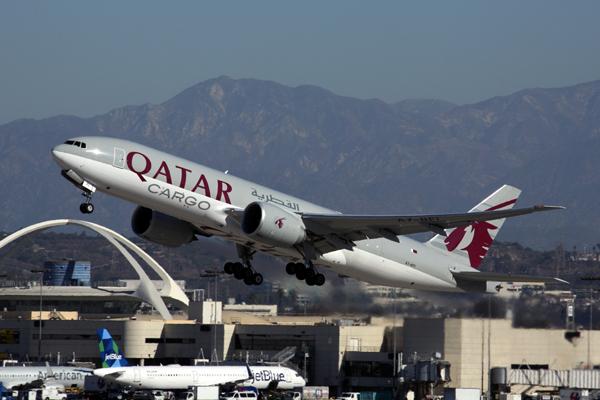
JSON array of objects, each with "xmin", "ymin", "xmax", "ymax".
[{"xmin": 52, "ymin": 137, "xmax": 566, "ymax": 292}]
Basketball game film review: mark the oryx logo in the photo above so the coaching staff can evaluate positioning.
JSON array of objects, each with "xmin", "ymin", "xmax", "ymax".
[
  {"xmin": 444, "ymin": 198, "xmax": 516, "ymax": 269},
  {"xmin": 275, "ymin": 217, "xmax": 286, "ymax": 229}
]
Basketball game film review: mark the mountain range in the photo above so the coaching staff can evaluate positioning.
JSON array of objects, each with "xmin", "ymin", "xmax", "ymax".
[{"xmin": 1, "ymin": 76, "xmax": 599, "ymax": 248}]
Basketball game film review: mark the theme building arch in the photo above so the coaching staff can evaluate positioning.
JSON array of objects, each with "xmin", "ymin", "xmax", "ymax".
[{"xmin": 0, "ymin": 219, "xmax": 189, "ymax": 320}]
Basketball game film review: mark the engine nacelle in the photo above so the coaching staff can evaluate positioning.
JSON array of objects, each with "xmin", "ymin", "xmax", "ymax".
[
  {"xmin": 241, "ymin": 202, "xmax": 306, "ymax": 247},
  {"xmin": 131, "ymin": 206, "xmax": 196, "ymax": 247}
]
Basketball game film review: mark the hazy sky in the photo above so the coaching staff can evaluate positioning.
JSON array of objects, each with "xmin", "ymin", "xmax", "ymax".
[{"xmin": 1, "ymin": 1, "xmax": 599, "ymax": 124}]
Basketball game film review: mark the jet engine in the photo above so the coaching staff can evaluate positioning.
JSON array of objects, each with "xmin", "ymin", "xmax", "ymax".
[
  {"xmin": 241, "ymin": 202, "xmax": 306, "ymax": 247},
  {"xmin": 131, "ymin": 206, "xmax": 196, "ymax": 247}
]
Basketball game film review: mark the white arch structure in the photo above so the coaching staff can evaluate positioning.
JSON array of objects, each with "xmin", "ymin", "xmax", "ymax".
[{"xmin": 0, "ymin": 219, "xmax": 189, "ymax": 320}]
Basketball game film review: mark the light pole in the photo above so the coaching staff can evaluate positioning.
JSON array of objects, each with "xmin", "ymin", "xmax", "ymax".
[
  {"xmin": 487, "ymin": 294, "xmax": 492, "ymax": 400},
  {"xmin": 304, "ymin": 352, "xmax": 309, "ymax": 382},
  {"xmin": 31, "ymin": 269, "xmax": 44, "ymax": 361},
  {"xmin": 589, "ymin": 289, "xmax": 594, "ymax": 369},
  {"xmin": 392, "ymin": 290, "xmax": 398, "ymax": 399},
  {"xmin": 200, "ymin": 269, "xmax": 227, "ymax": 364}
]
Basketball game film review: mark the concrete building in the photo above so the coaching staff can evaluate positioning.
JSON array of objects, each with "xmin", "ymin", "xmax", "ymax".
[{"xmin": 403, "ymin": 318, "xmax": 600, "ymax": 391}]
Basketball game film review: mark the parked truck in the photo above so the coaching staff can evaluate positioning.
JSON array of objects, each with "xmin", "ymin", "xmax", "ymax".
[{"xmin": 182, "ymin": 386, "xmax": 219, "ymax": 400}]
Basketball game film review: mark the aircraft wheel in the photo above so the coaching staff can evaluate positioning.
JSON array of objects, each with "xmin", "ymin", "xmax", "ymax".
[
  {"xmin": 314, "ymin": 273, "xmax": 326, "ymax": 286},
  {"xmin": 80, "ymin": 203, "xmax": 94, "ymax": 214},
  {"xmin": 252, "ymin": 273, "xmax": 264, "ymax": 285},
  {"xmin": 306, "ymin": 275, "xmax": 316, "ymax": 286},
  {"xmin": 232, "ymin": 262, "xmax": 243, "ymax": 275},
  {"xmin": 242, "ymin": 268, "xmax": 253, "ymax": 280},
  {"xmin": 285, "ymin": 262, "xmax": 296, "ymax": 275},
  {"xmin": 305, "ymin": 268, "xmax": 316, "ymax": 280},
  {"xmin": 243, "ymin": 276, "xmax": 254, "ymax": 285},
  {"xmin": 234, "ymin": 269, "xmax": 244, "ymax": 280},
  {"xmin": 295, "ymin": 267, "xmax": 306, "ymax": 280},
  {"xmin": 224, "ymin": 262, "xmax": 234, "ymax": 274}
]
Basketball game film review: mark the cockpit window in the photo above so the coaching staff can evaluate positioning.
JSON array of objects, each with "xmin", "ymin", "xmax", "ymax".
[{"xmin": 63, "ymin": 140, "xmax": 87, "ymax": 149}]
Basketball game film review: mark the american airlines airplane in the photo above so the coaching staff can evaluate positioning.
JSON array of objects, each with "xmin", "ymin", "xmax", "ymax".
[
  {"xmin": 51, "ymin": 137, "xmax": 565, "ymax": 292},
  {"xmin": 0, "ymin": 363, "xmax": 92, "ymax": 390},
  {"xmin": 95, "ymin": 329, "xmax": 305, "ymax": 390}
]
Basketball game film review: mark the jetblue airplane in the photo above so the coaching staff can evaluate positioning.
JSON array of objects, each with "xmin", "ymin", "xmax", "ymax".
[
  {"xmin": 95, "ymin": 329, "xmax": 305, "ymax": 390},
  {"xmin": 52, "ymin": 137, "xmax": 566, "ymax": 292}
]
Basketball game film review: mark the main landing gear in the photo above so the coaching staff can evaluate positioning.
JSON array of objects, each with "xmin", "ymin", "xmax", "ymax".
[
  {"xmin": 223, "ymin": 245, "xmax": 263, "ymax": 286},
  {"xmin": 286, "ymin": 261, "xmax": 325, "ymax": 286},
  {"xmin": 224, "ymin": 261, "xmax": 263, "ymax": 285}
]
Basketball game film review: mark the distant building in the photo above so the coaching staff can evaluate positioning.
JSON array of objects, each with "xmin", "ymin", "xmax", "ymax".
[{"xmin": 43, "ymin": 260, "xmax": 91, "ymax": 287}]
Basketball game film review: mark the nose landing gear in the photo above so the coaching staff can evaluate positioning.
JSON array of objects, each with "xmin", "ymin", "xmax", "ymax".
[
  {"xmin": 60, "ymin": 169, "xmax": 96, "ymax": 214},
  {"xmin": 79, "ymin": 202, "xmax": 94, "ymax": 214},
  {"xmin": 79, "ymin": 192, "xmax": 95, "ymax": 214}
]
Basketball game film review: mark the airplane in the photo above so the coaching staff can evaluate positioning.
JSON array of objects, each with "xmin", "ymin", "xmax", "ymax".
[
  {"xmin": 94, "ymin": 329, "xmax": 306, "ymax": 390},
  {"xmin": 51, "ymin": 137, "xmax": 566, "ymax": 292},
  {"xmin": 0, "ymin": 362, "xmax": 92, "ymax": 390}
]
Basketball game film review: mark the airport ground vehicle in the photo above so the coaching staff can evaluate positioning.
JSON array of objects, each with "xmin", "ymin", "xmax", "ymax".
[
  {"xmin": 337, "ymin": 393, "xmax": 360, "ymax": 400},
  {"xmin": 180, "ymin": 387, "xmax": 219, "ymax": 400},
  {"xmin": 131, "ymin": 391, "xmax": 154, "ymax": 400},
  {"xmin": 152, "ymin": 391, "xmax": 174, "ymax": 400},
  {"xmin": 219, "ymin": 391, "xmax": 257, "ymax": 400},
  {"xmin": 301, "ymin": 387, "xmax": 329, "ymax": 400},
  {"xmin": 27, "ymin": 387, "xmax": 67, "ymax": 400}
]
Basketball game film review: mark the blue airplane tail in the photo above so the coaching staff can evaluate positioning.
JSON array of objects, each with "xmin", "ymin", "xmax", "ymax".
[{"xmin": 97, "ymin": 328, "xmax": 129, "ymax": 368}]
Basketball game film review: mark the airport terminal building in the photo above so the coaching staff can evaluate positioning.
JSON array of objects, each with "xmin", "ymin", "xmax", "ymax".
[{"xmin": 2, "ymin": 303, "xmax": 600, "ymax": 395}]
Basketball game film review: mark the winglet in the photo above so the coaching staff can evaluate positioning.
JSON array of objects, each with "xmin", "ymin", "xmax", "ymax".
[
  {"xmin": 533, "ymin": 205, "xmax": 566, "ymax": 211},
  {"xmin": 246, "ymin": 364, "xmax": 254, "ymax": 383}
]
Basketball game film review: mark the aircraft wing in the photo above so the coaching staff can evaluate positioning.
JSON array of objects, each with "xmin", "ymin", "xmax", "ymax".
[
  {"xmin": 301, "ymin": 205, "xmax": 563, "ymax": 253},
  {"xmin": 97, "ymin": 371, "xmax": 125, "ymax": 380}
]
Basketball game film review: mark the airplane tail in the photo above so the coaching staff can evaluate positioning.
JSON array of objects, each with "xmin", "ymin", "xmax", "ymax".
[
  {"xmin": 97, "ymin": 328, "xmax": 129, "ymax": 368},
  {"xmin": 426, "ymin": 185, "xmax": 521, "ymax": 270}
]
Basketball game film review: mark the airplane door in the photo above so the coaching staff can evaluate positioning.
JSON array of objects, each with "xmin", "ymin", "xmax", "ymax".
[
  {"xmin": 192, "ymin": 370, "xmax": 199, "ymax": 385},
  {"xmin": 133, "ymin": 369, "xmax": 141, "ymax": 384},
  {"xmin": 113, "ymin": 148, "xmax": 126, "ymax": 168}
]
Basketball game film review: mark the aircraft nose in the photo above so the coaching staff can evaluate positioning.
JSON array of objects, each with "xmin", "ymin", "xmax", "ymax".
[{"xmin": 51, "ymin": 145, "xmax": 69, "ymax": 168}]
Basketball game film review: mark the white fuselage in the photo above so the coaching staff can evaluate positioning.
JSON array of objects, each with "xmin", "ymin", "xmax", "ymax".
[
  {"xmin": 93, "ymin": 365, "xmax": 305, "ymax": 390},
  {"xmin": 52, "ymin": 137, "xmax": 468, "ymax": 291},
  {"xmin": 0, "ymin": 366, "xmax": 92, "ymax": 389}
]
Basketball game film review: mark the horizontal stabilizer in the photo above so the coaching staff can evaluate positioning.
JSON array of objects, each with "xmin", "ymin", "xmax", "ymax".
[{"xmin": 453, "ymin": 271, "xmax": 569, "ymax": 284}]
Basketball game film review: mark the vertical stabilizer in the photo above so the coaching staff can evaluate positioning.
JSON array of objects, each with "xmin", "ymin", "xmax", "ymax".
[
  {"xmin": 97, "ymin": 328, "xmax": 129, "ymax": 368},
  {"xmin": 426, "ymin": 185, "xmax": 521, "ymax": 269}
]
